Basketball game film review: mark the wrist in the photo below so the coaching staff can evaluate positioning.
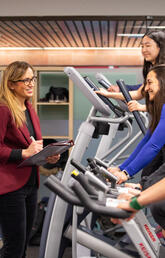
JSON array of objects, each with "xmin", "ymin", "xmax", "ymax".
[
  {"xmin": 129, "ymin": 195, "xmax": 144, "ymax": 210},
  {"xmin": 141, "ymin": 104, "xmax": 147, "ymax": 112},
  {"xmin": 122, "ymin": 169, "xmax": 130, "ymax": 179},
  {"xmin": 22, "ymin": 149, "xmax": 28, "ymax": 159}
]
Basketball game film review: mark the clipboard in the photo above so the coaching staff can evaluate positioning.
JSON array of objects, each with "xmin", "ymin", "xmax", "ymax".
[{"xmin": 18, "ymin": 140, "xmax": 74, "ymax": 167}]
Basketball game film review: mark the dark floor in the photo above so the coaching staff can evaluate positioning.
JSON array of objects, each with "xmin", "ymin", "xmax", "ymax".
[
  {"xmin": 0, "ymin": 243, "xmax": 40, "ymax": 258},
  {"xmin": 27, "ymin": 246, "xmax": 72, "ymax": 258},
  {"xmin": 0, "ymin": 245, "xmax": 72, "ymax": 258},
  {"xmin": 27, "ymin": 246, "xmax": 39, "ymax": 258}
]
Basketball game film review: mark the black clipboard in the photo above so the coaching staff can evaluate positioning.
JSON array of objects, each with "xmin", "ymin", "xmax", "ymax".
[{"xmin": 18, "ymin": 140, "xmax": 74, "ymax": 167}]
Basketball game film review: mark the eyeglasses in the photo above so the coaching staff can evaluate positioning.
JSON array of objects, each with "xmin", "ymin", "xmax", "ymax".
[{"xmin": 12, "ymin": 76, "xmax": 37, "ymax": 86}]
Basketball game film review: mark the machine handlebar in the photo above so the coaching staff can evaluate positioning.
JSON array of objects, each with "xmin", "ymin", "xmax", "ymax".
[
  {"xmin": 44, "ymin": 172, "xmax": 132, "ymax": 219},
  {"xmin": 71, "ymin": 158, "xmax": 109, "ymax": 193},
  {"xmin": 72, "ymin": 181, "xmax": 132, "ymax": 219},
  {"xmin": 98, "ymin": 79, "xmax": 111, "ymax": 89},
  {"xmin": 71, "ymin": 158, "xmax": 87, "ymax": 173},
  {"xmin": 71, "ymin": 171, "xmax": 98, "ymax": 196},
  {"xmin": 44, "ymin": 176, "xmax": 82, "ymax": 206},
  {"xmin": 87, "ymin": 157, "xmax": 118, "ymax": 188},
  {"xmin": 116, "ymin": 79, "xmax": 146, "ymax": 135},
  {"xmin": 84, "ymin": 76, "xmax": 125, "ymax": 117}
]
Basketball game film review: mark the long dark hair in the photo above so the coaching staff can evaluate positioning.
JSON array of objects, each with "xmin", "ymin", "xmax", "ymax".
[
  {"xmin": 144, "ymin": 65, "xmax": 165, "ymax": 133},
  {"xmin": 142, "ymin": 30, "xmax": 165, "ymax": 79}
]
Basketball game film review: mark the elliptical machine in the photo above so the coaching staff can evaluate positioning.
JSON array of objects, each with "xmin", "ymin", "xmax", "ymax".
[{"xmin": 39, "ymin": 67, "xmax": 148, "ymax": 258}]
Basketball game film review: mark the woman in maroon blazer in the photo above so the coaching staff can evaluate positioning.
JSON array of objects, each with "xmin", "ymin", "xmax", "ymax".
[{"xmin": 0, "ymin": 61, "xmax": 60, "ymax": 258}]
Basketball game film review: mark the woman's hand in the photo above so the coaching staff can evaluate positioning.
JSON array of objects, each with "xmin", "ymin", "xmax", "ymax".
[
  {"xmin": 107, "ymin": 167, "xmax": 128, "ymax": 184},
  {"xmin": 46, "ymin": 154, "xmax": 60, "ymax": 164},
  {"xmin": 22, "ymin": 140, "xmax": 43, "ymax": 159},
  {"xmin": 107, "ymin": 166, "xmax": 121, "ymax": 173},
  {"xmin": 95, "ymin": 88, "xmax": 125, "ymax": 101},
  {"xmin": 120, "ymin": 184, "xmax": 141, "ymax": 196},
  {"xmin": 127, "ymin": 100, "xmax": 146, "ymax": 112},
  {"xmin": 125, "ymin": 182, "xmax": 142, "ymax": 190},
  {"xmin": 111, "ymin": 194, "xmax": 138, "ymax": 224},
  {"xmin": 111, "ymin": 201, "xmax": 137, "ymax": 224},
  {"xmin": 117, "ymin": 193, "xmax": 134, "ymax": 200},
  {"xmin": 95, "ymin": 88, "xmax": 112, "ymax": 98},
  {"xmin": 113, "ymin": 171, "xmax": 128, "ymax": 184},
  {"xmin": 107, "ymin": 85, "xmax": 120, "ymax": 92},
  {"xmin": 127, "ymin": 188, "xmax": 141, "ymax": 196}
]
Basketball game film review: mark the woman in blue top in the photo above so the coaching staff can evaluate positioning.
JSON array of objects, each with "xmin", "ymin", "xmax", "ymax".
[
  {"xmin": 107, "ymin": 64, "xmax": 165, "ymax": 239},
  {"xmin": 97, "ymin": 30, "xmax": 165, "ymax": 182},
  {"xmin": 107, "ymin": 64, "xmax": 165, "ymax": 182}
]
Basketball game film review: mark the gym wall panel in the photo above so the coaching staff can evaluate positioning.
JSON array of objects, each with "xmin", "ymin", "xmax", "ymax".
[
  {"xmin": 0, "ymin": 0, "xmax": 164, "ymax": 16},
  {"xmin": 0, "ymin": 49, "xmax": 142, "ymax": 66},
  {"xmin": 74, "ymin": 67, "xmax": 143, "ymax": 121}
]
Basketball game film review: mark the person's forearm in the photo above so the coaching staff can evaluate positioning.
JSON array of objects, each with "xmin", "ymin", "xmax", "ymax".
[
  {"xmin": 139, "ymin": 104, "xmax": 147, "ymax": 112},
  {"xmin": 129, "ymin": 90, "xmax": 143, "ymax": 100},
  {"xmin": 106, "ymin": 92, "xmax": 125, "ymax": 100},
  {"xmin": 129, "ymin": 84, "xmax": 144, "ymax": 100},
  {"xmin": 107, "ymin": 88, "xmax": 143, "ymax": 101},
  {"xmin": 137, "ymin": 178, "xmax": 165, "ymax": 207}
]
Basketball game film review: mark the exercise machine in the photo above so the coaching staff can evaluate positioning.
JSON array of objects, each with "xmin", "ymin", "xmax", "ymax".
[
  {"xmin": 45, "ymin": 160, "xmax": 165, "ymax": 258},
  {"xmin": 39, "ymin": 67, "xmax": 148, "ymax": 258}
]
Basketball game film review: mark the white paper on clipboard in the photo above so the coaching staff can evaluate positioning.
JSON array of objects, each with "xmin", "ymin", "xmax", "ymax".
[{"xmin": 18, "ymin": 140, "xmax": 74, "ymax": 167}]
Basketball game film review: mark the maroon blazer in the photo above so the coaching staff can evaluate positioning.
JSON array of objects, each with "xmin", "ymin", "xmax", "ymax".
[{"xmin": 0, "ymin": 101, "xmax": 42, "ymax": 195}]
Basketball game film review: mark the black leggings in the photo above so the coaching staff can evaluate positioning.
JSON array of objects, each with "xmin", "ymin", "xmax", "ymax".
[{"xmin": 0, "ymin": 185, "xmax": 37, "ymax": 258}]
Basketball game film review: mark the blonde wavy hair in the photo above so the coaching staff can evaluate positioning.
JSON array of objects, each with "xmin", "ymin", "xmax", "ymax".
[{"xmin": 0, "ymin": 61, "xmax": 34, "ymax": 128}]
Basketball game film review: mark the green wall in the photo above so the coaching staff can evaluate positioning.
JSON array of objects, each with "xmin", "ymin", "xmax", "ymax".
[
  {"xmin": 74, "ymin": 67, "xmax": 143, "ymax": 120},
  {"xmin": 37, "ymin": 67, "xmax": 143, "ymax": 121}
]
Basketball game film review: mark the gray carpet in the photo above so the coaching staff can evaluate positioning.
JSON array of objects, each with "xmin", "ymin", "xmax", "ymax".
[
  {"xmin": 0, "ymin": 244, "xmax": 40, "ymax": 258},
  {"xmin": 27, "ymin": 246, "xmax": 39, "ymax": 258},
  {"xmin": 0, "ymin": 242, "xmax": 72, "ymax": 258},
  {"xmin": 27, "ymin": 246, "xmax": 72, "ymax": 258}
]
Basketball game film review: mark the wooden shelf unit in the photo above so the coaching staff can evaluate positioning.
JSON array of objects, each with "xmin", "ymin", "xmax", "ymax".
[{"xmin": 34, "ymin": 66, "xmax": 73, "ymax": 141}]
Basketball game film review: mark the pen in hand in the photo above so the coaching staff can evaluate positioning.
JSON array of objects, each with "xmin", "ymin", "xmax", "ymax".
[
  {"xmin": 22, "ymin": 136, "xmax": 43, "ymax": 159},
  {"xmin": 30, "ymin": 136, "xmax": 35, "ymax": 142},
  {"xmin": 30, "ymin": 136, "xmax": 43, "ymax": 152}
]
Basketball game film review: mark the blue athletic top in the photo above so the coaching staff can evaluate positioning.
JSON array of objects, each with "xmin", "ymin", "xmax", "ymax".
[
  {"xmin": 119, "ymin": 104, "xmax": 165, "ymax": 177},
  {"xmin": 126, "ymin": 84, "xmax": 142, "ymax": 91}
]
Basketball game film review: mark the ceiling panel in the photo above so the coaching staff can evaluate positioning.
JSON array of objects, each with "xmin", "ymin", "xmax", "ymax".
[{"xmin": 0, "ymin": 16, "xmax": 164, "ymax": 48}]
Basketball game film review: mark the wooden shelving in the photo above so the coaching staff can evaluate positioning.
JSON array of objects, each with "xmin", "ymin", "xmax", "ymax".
[{"xmin": 34, "ymin": 67, "xmax": 73, "ymax": 140}]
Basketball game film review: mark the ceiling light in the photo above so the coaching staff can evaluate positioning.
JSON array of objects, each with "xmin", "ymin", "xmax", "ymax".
[
  {"xmin": 148, "ymin": 26, "xmax": 165, "ymax": 29},
  {"xmin": 117, "ymin": 34, "xmax": 144, "ymax": 37}
]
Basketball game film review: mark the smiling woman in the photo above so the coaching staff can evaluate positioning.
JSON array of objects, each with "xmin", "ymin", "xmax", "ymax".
[
  {"xmin": 96, "ymin": 30, "xmax": 165, "ymax": 112},
  {"xmin": 107, "ymin": 64, "xmax": 165, "ymax": 181},
  {"xmin": 0, "ymin": 61, "xmax": 60, "ymax": 258},
  {"xmin": 144, "ymin": 70, "xmax": 160, "ymax": 101},
  {"xmin": 141, "ymin": 36, "xmax": 160, "ymax": 64},
  {"xmin": 8, "ymin": 68, "xmax": 36, "ymax": 112}
]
